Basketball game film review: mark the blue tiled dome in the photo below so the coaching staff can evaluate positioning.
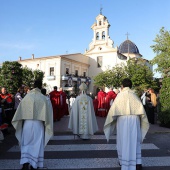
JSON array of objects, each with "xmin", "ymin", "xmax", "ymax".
[{"xmin": 119, "ymin": 40, "xmax": 139, "ymax": 54}]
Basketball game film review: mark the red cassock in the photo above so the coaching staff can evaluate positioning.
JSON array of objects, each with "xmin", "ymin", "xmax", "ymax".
[
  {"xmin": 97, "ymin": 90, "xmax": 106, "ymax": 117},
  {"xmin": 49, "ymin": 90, "xmax": 61, "ymax": 121},
  {"xmin": 93, "ymin": 98, "xmax": 98, "ymax": 116},
  {"xmin": 105, "ymin": 91, "xmax": 117, "ymax": 115},
  {"xmin": 59, "ymin": 91, "xmax": 69, "ymax": 117}
]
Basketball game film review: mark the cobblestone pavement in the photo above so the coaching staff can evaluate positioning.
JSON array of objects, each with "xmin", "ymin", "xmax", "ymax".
[{"xmin": 0, "ymin": 115, "xmax": 170, "ymax": 170}]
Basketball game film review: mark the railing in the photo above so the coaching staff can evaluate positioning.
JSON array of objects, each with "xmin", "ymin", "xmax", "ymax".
[
  {"xmin": 46, "ymin": 75, "xmax": 55, "ymax": 80},
  {"xmin": 61, "ymin": 74, "xmax": 91, "ymax": 83}
]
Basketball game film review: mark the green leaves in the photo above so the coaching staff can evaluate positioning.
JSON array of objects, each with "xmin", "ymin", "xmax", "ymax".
[
  {"xmin": 151, "ymin": 27, "xmax": 170, "ymax": 127},
  {"xmin": 0, "ymin": 61, "xmax": 23, "ymax": 94},
  {"xmin": 151, "ymin": 27, "xmax": 170, "ymax": 77},
  {"xmin": 0, "ymin": 62, "xmax": 44, "ymax": 94},
  {"xmin": 94, "ymin": 58, "xmax": 155, "ymax": 93},
  {"xmin": 93, "ymin": 63, "xmax": 126, "ymax": 88}
]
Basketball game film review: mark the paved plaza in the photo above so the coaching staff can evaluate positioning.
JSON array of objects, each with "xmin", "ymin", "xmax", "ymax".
[{"xmin": 0, "ymin": 115, "xmax": 170, "ymax": 170}]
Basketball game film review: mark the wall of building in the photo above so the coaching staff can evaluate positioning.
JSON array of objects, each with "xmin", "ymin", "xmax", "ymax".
[
  {"xmin": 45, "ymin": 58, "xmax": 61, "ymax": 92},
  {"xmin": 18, "ymin": 57, "xmax": 61, "ymax": 92},
  {"xmin": 18, "ymin": 54, "xmax": 90, "ymax": 94}
]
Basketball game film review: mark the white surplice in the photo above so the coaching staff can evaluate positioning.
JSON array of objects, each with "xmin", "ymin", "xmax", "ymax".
[
  {"xmin": 68, "ymin": 93, "xmax": 98, "ymax": 139},
  {"xmin": 104, "ymin": 87, "xmax": 149, "ymax": 170},
  {"xmin": 20, "ymin": 120, "xmax": 44, "ymax": 169},
  {"xmin": 12, "ymin": 88, "xmax": 53, "ymax": 169},
  {"xmin": 117, "ymin": 115, "xmax": 141, "ymax": 170}
]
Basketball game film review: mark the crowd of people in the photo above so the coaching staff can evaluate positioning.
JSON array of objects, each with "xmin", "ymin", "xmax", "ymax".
[
  {"xmin": 0, "ymin": 86, "xmax": 30, "ymax": 137},
  {"xmin": 93, "ymin": 87, "xmax": 118, "ymax": 117},
  {"xmin": 0, "ymin": 79, "xmax": 159, "ymax": 170},
  {"xmin": 0, "ymin": 82, "xmax": 158, "ymax": 139}
]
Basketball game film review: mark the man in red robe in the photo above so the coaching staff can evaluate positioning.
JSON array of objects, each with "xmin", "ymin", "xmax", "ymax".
[
  {"xmin": 59, "ymin": 88, "xmax": 69, "ymax": 117},
  {"xmin": 97, "ymin": 88, "xmax": 106, "ymax": 117},
  {"xmin": 49, "ymin": 86, "xmax": 61, "ymax": 121},
  {"xmin": 0, "ymin": 87, "xmax": 14, "ymax": 126},
  {"xmin": 105, "ymin": 88, "xmax": 117, "ymax": 115}
]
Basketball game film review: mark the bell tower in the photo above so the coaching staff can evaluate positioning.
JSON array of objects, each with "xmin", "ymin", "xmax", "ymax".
[{"xmin": 85, "ymin": 12, "xmax": 114, "ymax": 53}]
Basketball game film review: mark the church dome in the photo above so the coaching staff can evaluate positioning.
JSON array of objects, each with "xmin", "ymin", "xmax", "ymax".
[{"xmin": 119, "ymin": 40, "xmax": 139, "ymax": 54}]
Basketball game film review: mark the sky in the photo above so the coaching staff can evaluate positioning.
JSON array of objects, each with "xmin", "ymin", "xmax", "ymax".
[{"xmin": 0, "ymin": 0, "xmax": 170, "ymax": 78}]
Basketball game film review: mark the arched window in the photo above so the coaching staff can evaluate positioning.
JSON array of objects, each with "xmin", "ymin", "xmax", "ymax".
[
  {"xmin": 102, "ymin": 31, "xmax": 105, "ymax": 40},
  {"xmin": 96, "ymin": 32, "xmax": 99, "ymax": 40},
  {"xmin": 99, "ymin": 21, "xmax": 102, "ymax": 26}
]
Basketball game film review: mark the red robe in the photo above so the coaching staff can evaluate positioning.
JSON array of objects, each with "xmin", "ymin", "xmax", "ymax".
[
  {"xmin": 93, "ymin": 98, "xmax": 98, "ymax": 116},
  {"xmin": 97, "ymin": 90, "xmax": 106, "ymax": 117},
  {"xmin": 0, "ymin": 93, "xmax": 14, "ymax": 125},
  {"xmin": 0, "ymin": 93, "xmax": 13, "ymax": 104},
  {"xmin": 59, "ymin": 91, "xmax": 69, "ymax": 116},
  {"xmin": 49, "ymin": 90, "xmax": 61, "ymax": 121},
  {"xmin": 105, "ymin": 91, "xmax": 117, "ymax": 115}
]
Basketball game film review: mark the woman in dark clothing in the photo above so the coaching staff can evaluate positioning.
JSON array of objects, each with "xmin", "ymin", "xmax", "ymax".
[{"xmin": 145, "ymin": 88, "xmax": 157, "ymax": 124}]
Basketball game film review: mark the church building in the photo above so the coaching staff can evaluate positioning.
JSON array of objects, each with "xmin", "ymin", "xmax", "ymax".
[{"xmin": 18, "ymin": 12, "xmax": 151, "ymax": 94}]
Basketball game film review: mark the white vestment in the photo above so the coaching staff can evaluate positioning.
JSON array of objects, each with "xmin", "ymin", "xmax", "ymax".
[
  {"xmin": 117, "ymin": 115, "xmax": 141, "ymax": 170},
  {"xmin": 104, "ymin": 87, "xmax": 149, "ymax": 170},
  {"xmin": 12, "ymin": 88, "xmax": 53, "ymax": 169},
  {"xmin": 68, "ymin": 93, "xmax": 98, "ymax": 139},
  {"xmin": 20, "ymin": 120, "xmax": 44, "ymax": 168}
]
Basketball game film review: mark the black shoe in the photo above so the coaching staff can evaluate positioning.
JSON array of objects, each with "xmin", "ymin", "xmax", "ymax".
[
  {"xmin": 136, "ymin": 164, "xmax": 142, "ymax": 170},
  {"xmin": 21, "ymin": 163, "xmax": 29, "ymax": 170},
  {"xmin": 118, "ymin": 161, "xmax": 121, "ymax": 166}
]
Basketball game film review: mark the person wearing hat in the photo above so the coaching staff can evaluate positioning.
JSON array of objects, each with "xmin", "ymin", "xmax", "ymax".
[{"xmin": 68, "ymin": 82, "xmax": 98, "ymax": 139}]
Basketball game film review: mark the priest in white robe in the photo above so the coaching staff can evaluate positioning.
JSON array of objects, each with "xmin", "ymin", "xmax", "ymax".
[
  {"xmin": 104, "ymin": 78, "xmax": 149, "ymax": 170},
  {"xmin": 12, "ymin": 80, "xmax": 53, "ymax": 170},
  {"xmin": 68, "ymin": 83, "xmax": 98, "ymax": 139}
]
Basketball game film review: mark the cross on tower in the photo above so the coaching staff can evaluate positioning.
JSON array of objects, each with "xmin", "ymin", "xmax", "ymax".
[
  {"xmin": 100, "ymin": 5, "xmax": 103, "ymax": 14},
  {"xmin": 125, "ymin": 32, "xmax": 130, "ymax": 40},
  {"xmin": 125, "ymin": 32, "xmax": 130, "ymax": 57}
]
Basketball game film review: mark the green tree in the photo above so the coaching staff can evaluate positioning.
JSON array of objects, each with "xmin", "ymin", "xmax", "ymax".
[
  {"xmin": 0, "ymin": 62, "xmax": 45, "ymax": 93},
  {"xmin": 33, "ymin": 69, "xmax": 44, "ymax": 81},
  {"xmin": 151, "ymin": 27, "xmax": 170, "ymax": 77},
  {"xmin": 125, "ymin": 58, "xmax": 157, "ymax": 95},
  {"xmin": 93, "ymin": 63, "xmax": 126, "ymax": 88},
  {"xmin": 151, "ymin": 27, "xmax": 170, "ymax": 127},
  {"xmin": 0, "ymin": 61, "xmax": 23, "ymax": 94},
  {"xmin": 22, "ymin": 67, "xmax": 45, "ymax": 88},
  {"xmin": 93, "ymin": 58, "xmax": 158, "ymax": 97},
  {"xmin": 158, "ymin": 78, "xmax": 170, "ymax": 127},
  {"xmin": 22, "ymin": 67, "xmax": 34, "ymax": 87}
]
